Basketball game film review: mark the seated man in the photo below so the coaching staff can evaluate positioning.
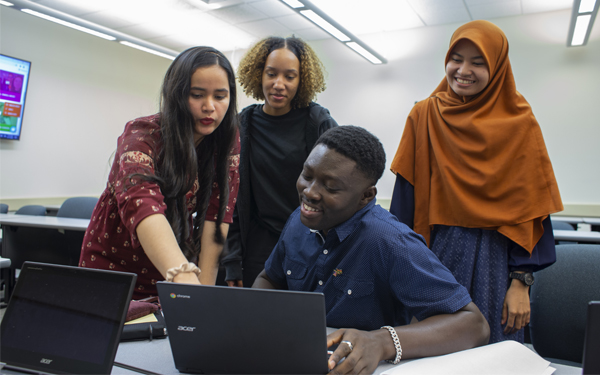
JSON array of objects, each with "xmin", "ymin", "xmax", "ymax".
[{"xmin": 253, "ymin": 126, "xmax": 490, "ymax": 374}]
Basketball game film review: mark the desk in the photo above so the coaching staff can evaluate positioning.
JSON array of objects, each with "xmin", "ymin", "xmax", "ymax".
[
  {"xmin": 0, "ymin": 214, "xmax": 90, "ymax": 302},
  {"xmin": 0, "ymin": 213, "xmax": 89, "ymax": 231},
  {"xmin": 553, "ymin": 229, "xmax": 600, "ymax": 244},
  {"xmin": 111, "ymin": 336, "xmax": 582, "ymax": 375}
]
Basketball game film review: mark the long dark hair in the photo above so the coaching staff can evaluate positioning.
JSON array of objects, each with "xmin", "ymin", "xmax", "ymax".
[{"xmin": 152, "ymin": 46, "xmax": 238, "ymax": 260}]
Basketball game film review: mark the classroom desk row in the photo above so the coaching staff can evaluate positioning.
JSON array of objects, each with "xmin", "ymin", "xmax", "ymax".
[
  {"xmin": 0, "ymin": 213, "xmax": 89, "ymax": 302},
  {"xmin": 1, "ymin": 213, "xmax": 599, "ymax": 243},
  {"xmin": 110, "ymin": 330, "xmax": 582, "ymax": 375}
]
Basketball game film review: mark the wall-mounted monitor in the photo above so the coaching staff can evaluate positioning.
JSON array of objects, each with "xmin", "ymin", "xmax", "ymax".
[{"xmin": 0, "ymin": 54, "xmax": 32, "ymax": 141}]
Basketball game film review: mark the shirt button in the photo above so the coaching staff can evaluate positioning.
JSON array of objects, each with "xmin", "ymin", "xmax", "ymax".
[
  {"xmin": 286, "ymin": 270, "xmax": 291, "ymax": 275},
  {"xmin": 323, "ymin": 249, "xmax": 328, "ymax": 255},
  {"xmin": 318, "ymin": 280, "xmax": 323, "ymax": 285},
  {"xmin": 347, "ymin": 289, "xmax": 352, "ymax": 295}
]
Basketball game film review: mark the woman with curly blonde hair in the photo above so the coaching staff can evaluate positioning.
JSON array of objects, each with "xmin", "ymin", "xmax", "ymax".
[{"xmin": 221, "ymin": 36, "xmax": 337, "ymax": 287}]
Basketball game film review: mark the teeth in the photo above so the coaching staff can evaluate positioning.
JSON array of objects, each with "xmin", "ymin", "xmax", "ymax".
[
  {"xmin": 456, "ymin": 78, "xmax": 474, "ymax": 84},
  {"xmin": 303, "ymin": 203, "xmax": 318, "ymax": 212}
]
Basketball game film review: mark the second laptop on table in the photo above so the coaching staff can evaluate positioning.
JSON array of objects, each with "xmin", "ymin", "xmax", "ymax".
[{"xmin": 157, "ymin": 282, "xmax": 328, "ymax": 374}]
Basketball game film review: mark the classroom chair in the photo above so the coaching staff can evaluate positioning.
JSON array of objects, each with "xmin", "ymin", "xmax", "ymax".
[
  {"xmin": 56, "ymin": 197, "xmax": 98, "ymax": 219},
  {"xmin": 15, "ymin": 205, "xmax": 47, "ymax": 216},
  {"xmin": 56, "ymin": 197, "xmax": 97, "ymax": 265},
  {"xmin": 529, "ymin": 244, "xmax": 600, "ymax": 366}
]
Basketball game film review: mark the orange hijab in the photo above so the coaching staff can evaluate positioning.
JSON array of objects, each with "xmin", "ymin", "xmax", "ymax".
[{"xmin": 390, "ymin": 20, "xmax": 563, "ymax": 253}]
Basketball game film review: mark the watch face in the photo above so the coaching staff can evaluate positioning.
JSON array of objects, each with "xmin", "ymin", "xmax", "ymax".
[{"xmin": 523, "ymin": 273, "xmax": 534, "ymax": 285}]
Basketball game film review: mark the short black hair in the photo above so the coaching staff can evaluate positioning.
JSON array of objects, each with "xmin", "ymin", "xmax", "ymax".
[{"xmin": 315, "ymin": 126, "xmax": 386, "ymax": 185}]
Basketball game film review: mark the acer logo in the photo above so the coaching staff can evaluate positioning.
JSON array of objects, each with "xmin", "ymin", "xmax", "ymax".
[
  {"xmin": 177, "ymin": 326, "xmax": 196, "ymax": 332},
  {"xmin": 40, "ymin": 358, "xmax": 53, "ymax": 364}
]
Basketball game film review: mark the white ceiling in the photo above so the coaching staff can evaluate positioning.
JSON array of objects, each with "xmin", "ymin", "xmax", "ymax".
[{"xmin": 25, "ymin": 0, "xmax": 574, "ymax": 54}]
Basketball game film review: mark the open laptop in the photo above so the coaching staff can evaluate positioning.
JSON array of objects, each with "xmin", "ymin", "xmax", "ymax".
[
  {"xmin": 0, "ymin": 262, "xmax": 136, "ymax": 375},
  {"xmin": 582, "ymin": 301, "xmax": 600, "ymax": 375},
  {"xmin": 157, "ymin": 282, "xmax": 328, "ymax": 374}
]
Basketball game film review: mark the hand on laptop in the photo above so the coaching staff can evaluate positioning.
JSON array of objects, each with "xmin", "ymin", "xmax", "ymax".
[
  {"xmin": 226, "ymin": 279, "xmax": 243, "ymax": 287},
  {"xmin": 326, "ymin": 328, "xmax": 394, "ymax": 374}
]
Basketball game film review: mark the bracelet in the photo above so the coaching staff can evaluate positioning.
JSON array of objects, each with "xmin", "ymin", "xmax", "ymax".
[
  {"xmin": 381, "ymin": 325, "xmax": 402, "ymax": 365},
  {"xmin": 165, "ymin": 262, "xmax": 201, "ymax": 282}
]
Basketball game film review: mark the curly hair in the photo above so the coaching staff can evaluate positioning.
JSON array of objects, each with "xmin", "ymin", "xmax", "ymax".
[
  {"xmin": 237, "ymin": 36, "xmax": 326, "ymax": 109},
  {"xmin": 315, "ymin": 126, "xmax": 386, "ymax": 185}
]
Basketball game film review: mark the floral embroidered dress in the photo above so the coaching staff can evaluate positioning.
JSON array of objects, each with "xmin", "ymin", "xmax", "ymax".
[{"xmin": 79, "ymin": 114, "xmax": 240, "ymax": 299}]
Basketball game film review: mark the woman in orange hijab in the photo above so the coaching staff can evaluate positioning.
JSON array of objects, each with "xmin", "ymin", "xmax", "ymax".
[{"xmin": 390, "ymin": 20, "xmax": 563, "ymax": 344}]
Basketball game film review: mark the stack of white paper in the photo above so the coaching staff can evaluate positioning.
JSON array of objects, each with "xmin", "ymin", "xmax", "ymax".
[{"xmin": 381, "ymin": 340, "xmax": 555, "ymax": 375}]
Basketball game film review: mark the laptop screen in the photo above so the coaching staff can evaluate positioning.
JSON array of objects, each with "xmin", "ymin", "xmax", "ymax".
[{"xmin": 0, "ymin": 262, "xmax": 136, "ymax": 374}]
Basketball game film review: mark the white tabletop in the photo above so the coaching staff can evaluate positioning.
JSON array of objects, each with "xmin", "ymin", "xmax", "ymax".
[
  {"xmin": 0, "ymin": 213, "xmax": 89, "ymax": 231},
  {"xmin": 553, "ymin": 229, "xmax": 600, "ymax": 243},
  {"xmin": 112, "ymin": 332, "xmax": 582, "ymax": 375}
]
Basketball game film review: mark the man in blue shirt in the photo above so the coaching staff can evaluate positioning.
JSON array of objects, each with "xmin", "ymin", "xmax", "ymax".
[{"xmin": 253, "ymin": 126, "xmax": 489, "ymax": 374}]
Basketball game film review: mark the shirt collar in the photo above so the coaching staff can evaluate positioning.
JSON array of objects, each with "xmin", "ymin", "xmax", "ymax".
[{"xmin": 312, "ymin": 199, "xmax": 377, "ymax": 243}]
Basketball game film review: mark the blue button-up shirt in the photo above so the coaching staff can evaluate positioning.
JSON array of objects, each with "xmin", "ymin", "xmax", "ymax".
[{"xmin": 264, "ymin": 199, "xmax": 472, "ymax": 331}]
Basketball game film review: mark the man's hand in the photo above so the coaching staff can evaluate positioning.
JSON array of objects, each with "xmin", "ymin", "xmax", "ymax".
[
  {"xmin": 326, "ymin": 328, "xmax": 393, "ymax": 374},
  {"xmin": 501, "ymin": 278, "xmax": 530, "ymax": 334},
  {"xmin": 226, "ymin": 279, "xmax": 243, "ymax": 287}
]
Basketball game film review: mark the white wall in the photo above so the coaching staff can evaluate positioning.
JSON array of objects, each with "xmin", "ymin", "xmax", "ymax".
[
  {"xmin": 1, "ymin": 6, "xmax": 599, "ymax": 213},
  {"xmin": 0, "ymin": 6, "xmax": 171, "ymax": 200}
]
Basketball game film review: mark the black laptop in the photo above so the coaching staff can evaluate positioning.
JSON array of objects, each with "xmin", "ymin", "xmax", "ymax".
[
  {"xmin": 157, "ymin": 282, "xmax": 328, "ymax": 374},
  {"xmin": 583, "ymin": 301, "xmax": 600, "ymax": 375},
  {"xmin": 0, "ymin": 262, "xmax": 136, "ymax": 374}
]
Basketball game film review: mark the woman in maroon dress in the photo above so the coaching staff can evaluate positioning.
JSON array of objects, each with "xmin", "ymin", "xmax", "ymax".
[{"xmin": 79, "ymin": 47, "xmax": 240, "ymax": 299}]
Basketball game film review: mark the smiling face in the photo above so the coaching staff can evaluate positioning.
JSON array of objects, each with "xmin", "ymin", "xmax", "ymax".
[
  {"xmin": 188, "ymin": 64, "xmax": 230, "ymax": 145},
  {"xmin": 445, "ymin": 39, "xmax": 490, "ymax": 98},
  {"xmin": 296, "ymin": 144, "xmax": 376, "ymax": 235},
  {"xmin": 261, "ymin": 48, "xmax": 300, "ymax": 116}
]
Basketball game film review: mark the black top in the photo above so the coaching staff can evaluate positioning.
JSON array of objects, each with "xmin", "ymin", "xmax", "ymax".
[{"xmin": 249, "ymin": 105, "xmax": 309, "ymax": 233}]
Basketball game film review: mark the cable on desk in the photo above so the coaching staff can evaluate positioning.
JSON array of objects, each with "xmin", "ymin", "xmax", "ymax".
[{"xmin": 113, "ymin": 361, "xmax": 163, "ymax": 375}]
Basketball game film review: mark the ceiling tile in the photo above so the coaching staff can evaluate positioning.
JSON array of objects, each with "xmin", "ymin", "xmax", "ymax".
[
  {"xmin": 115, "ymin": 23, "xmax": 169, "ymax": 40},
  {"xmin": 273, "ymin": 13, "xmax": 316, "ymax": 30},
  {"xmin": 407, "ymin": 0, "xmax": 472, "ymax": 26},
  {"xmin": 78, "ymin": 10, "xmax": 132, "ymax": 30},
  {"xmin": 407, "ymin": 0, "xmax": 466, "ymax": 14},
  {"xmin": 521, "ymin": 0, "xmax": 573, "ymax": 14},
  {"xmin": 236, "ymin": 18, "xmax": 293, "ymax": 38},
  {"xmin": 291, "ymin": 27, "xmax": 331, "ymax": 41},
  {"xmin": 208, "ymin": 3, "xmax": 269, "ymax": 24},
  {"xmin": 420, "ymin": 9, "xmax": 473, "ymax": 26},
  {"xmin": 249, "ymin": 0, "xmax": 296, "ymax": 18},
  {"xmin": 467, "ymin": 0, "xmax": 522, "ymax": 19},
  {"xmin": 30, "ymin": 0, "xmax": 106, "ymax": 16}
]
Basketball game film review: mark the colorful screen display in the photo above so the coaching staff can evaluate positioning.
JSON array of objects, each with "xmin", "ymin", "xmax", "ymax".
[{"xmin": 0, "ymin": 54, "xmax": 32, "ymax": 140}]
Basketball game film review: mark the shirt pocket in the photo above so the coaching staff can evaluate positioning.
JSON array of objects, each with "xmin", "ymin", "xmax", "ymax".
[
  {"xmin": 283, "ymin": 258, "xmax": 308, "ymax": 281},
  {"xmin": 332, "ymin": 275, "xmax": 374, "ymax": 298}
]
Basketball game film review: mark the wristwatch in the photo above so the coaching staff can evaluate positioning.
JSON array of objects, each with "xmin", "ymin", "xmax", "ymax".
[{"xmin": 509, "ymin": 271, "xmax": 534, "ymax": 286}]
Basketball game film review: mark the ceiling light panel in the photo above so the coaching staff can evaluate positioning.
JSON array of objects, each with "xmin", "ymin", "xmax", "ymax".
[{"xmin": 579, "ymin": 0, "xmax": 597, "ymax": 12}]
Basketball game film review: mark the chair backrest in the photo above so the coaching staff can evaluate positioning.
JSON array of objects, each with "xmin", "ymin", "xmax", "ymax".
[
  {"xmin": 0, "ymin": 203, "xmax": 8, "ymax": 214},
  {"xmin": 15, "ymin": 205, "xmax": 47, "ymax": 216},
  {"xmin": 56, "ymin": 197, "xmax": 98, "ymax": 219},
  {"xmin": 530, "ymin": 244, "xmax": 600, "ymax": 364},
  {"xmin": 551, "ymin": 220, "xmax": 575, "ymax": 231}
]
